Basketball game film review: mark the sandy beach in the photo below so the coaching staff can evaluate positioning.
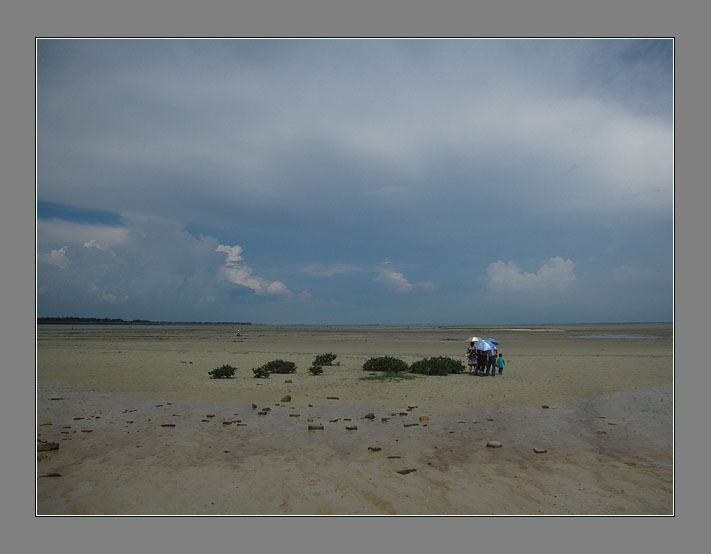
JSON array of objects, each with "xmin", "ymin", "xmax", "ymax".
[{"xmin": 36, "ymin": 323, "xmax": 673, "ymax": 515}]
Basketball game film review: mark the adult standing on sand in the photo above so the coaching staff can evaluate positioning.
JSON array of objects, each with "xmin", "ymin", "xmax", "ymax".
[{"xmin": 466, "ymin": 342, "xmax": 478, "ymax": 375}]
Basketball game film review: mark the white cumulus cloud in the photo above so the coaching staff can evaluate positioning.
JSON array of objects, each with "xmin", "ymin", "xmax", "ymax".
[{"xmin": 486, "ymin": 257, "xmax": 576, "ymax": 292}]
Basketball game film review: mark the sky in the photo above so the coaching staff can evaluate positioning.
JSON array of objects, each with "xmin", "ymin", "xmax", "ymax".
[{"xmin": 36, "ymin": 38, "xmax": 673, "ymax": 325}]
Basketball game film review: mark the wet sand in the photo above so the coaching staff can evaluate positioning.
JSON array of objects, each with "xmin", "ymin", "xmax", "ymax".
[{"xmin": 36, "ymin": 323, "xmax": 673, "ymax": 515}]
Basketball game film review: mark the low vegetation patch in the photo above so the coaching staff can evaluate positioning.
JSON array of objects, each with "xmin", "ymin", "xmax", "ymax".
[
  {"xmin": 252, "ymin": 359, "xmax": 296, "ymax": 378},
  {"xmin": 409, "ymin": 356, "xmax": 465, "ymax": 376},
  {"xmin": 308, "ymin": 365, "xmax": 324, "ymax": 375},
  {"xmin": 313, "ymin": 353, "xmax": 338, "ymax": 366},
  {"xmin": 362, "ymin": 356, "xmax": 409, "ymax": 373},
  {"xmin": 208, "ymin": 364, "xmax": 237, "ymax": 379}
]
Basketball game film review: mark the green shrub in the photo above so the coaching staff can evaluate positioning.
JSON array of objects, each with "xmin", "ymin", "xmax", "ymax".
[
  {"xmin": 262, "ymin": 359, "xmax": 297, "ymax": 374},
  {"xmin": 208, "ymin": 364, "xmax": 237, "ymax": 379},
  {"xmin": 252, "ymin": 366, "xmax": 270, "ymax": 379},
  {"xmin": 362, "ymin": 356, "xmax": 409, "ymax": 373},
  {"xmin": 409, "ymin": 356, "xmax": 465, "ymax": 376},
  {"xmin": 308, "ymin": 365, "xmax": 324, "ymax": 375},
  {"xmin": 313, "ymin": 353, "xmax": 337, "ymax": 366}
]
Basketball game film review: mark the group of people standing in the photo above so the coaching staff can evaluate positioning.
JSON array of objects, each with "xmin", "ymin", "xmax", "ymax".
[{"xmin": 466, "ymin": 341, "xmax": 505, "ymax": 376}]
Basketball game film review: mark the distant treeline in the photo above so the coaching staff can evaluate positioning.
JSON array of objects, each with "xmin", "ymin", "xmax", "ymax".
[{"xmin": 38, "ymin": 317, "xmax": 252, "ymax": 325}]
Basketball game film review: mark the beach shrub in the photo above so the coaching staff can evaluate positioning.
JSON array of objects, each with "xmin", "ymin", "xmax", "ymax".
[
  {"xmin": 252, "ymin": 365, "xmax": 270, "ymax": 379},
  {"xmin": 208, "ymin": 364, "xmax": 237, "ymax": 379},
  {"xmin": 308, "ymin": 364, "xmax": 324, "ymax": 375},
  {"xmin": 362, "ymin": 356, "xmax": 409, "ymax": 373},
  {"xmin": 262, "ymin": 359, "xmax": 297, "ymax": 374},
  {"xmin": 313, "ymin": 353, "xmax": 337, "ymax": 366},
  {"xmin": 409, "ymin": 356, "xmax": 465, "ymax": 376}
]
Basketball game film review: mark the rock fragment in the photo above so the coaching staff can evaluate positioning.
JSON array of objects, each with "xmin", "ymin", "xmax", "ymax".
[
  {"xmin": 396, "ymin": 468, "xmax": 417, "ymax": 475},
  {"xmin": 486, "ymin": 440, "xmax": 503, "ymax": 448}
]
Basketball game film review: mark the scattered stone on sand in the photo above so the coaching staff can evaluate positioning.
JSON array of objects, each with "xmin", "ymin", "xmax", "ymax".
[
  {"xmin": 346, "ymin": 426, "xmax": 357, "ymax": 431},
  {"xmin": 81, "ymin": 429, "xmax": 93, "ymax": 433},
  {"xmin": 595, "ymin": 430, "xmax": 608, "ymax": 435},
  {"xmin": 419, "ymin": 416, "xmax": 430, "ymax": 422},
  {"xmin": 223, "ymin": 421, "xmax": 235, "ymax": 425},
  {"xmin": 50, "ymin": 398, "xmax": 64, "ymax": 401},
  {"xmin": 155, "ymin": 404, "xmax": 164, "ymax": 407},
  {"xmin": 257, "ymin": 411, "xmax": 268, "ymax": 416},
  {"xmin": 39, "ymin": 473, "xmax": 62, "ymax": 478},
  {"xmin": 160, "ymin": 424, "xmax": 176, "ymax": 428},
  {"xmin": 308, "ymin": 404, "xmax": 314, "ymax": 407},
  {"xmin": 487, "ymin": 418, "xmax": 494, "ymax": 421},
  {"xmin": 327, "ymin": 396, "xmax": 339, "ymax": 400},
  {"xmin": 285, "ymin": 380, "xmax": 292, "ymax": 383},
  {"xmin": 363, "ymin": 412, "xmax": 375, "ymax": 420},
  {"xmin": 308, "ymin": 424, "xmax": 324, "ymax": 431},
  {"xmin": 262, "ymin": 407, "xmax": 271, "ymax": 412},
  {"xmin": 40, "ymin": 422, "xmax": 52, "ymax": 426},
  {"xmin": 307, "ymin": 418, "xmax": 314, "ymax": 422},
  {"xmin": 388, "ymin": 455, "xmax": 401, "ymax": 459},
  {"xmin": 281, "ymin": 395, "xmax": 292, "ymax": 402},
  {"xmin": 542, "ymin": 405, "xmax": 550, "ymax": 409},
  {"xmin": 396, "ymin": 468, "xmax": 417, "ymax": 475},
  {"xmin": 407, "ymin": 405, "xmax": 418, "ymax": 410},
  {"xmin": 201, "ymin": 419, "xmax": 209, "ymax": 422},
  {"xmin": 343, "ymin": 418, "xmax": 352, "ymax": 421},
  {"xmin": 73, "ymin": 417, "xmax": 84, "ymax": 420},
  {"xmin": 404, "ymin": 423, "xmax": 419, "ymax": 427},
  {"xmin": 533, "ymin": 448, "xmax": 548, "ymax": 453},
  {"xmin": 37, "ymin": 442, "xmax": 59, "ymax": 451},
  {"xmin": 381, "ymin": 417, "xmax": 390, "ymax": 423},
  {"xmin": 329, "ymin": 418, "xmax": 340, "ymax": 423},
  {"xmin": 486, "ymin": 440, "xmax": 503, "ymax": 448},
  {"xmin": 607, "ymin": 422, "xmax": 618, "ymax": 425},
  {"xmin": 368, "ymin": 446, "xmax": 382, "ymax": 452},
  {"xmin": 252, "ymin": 404, "xmax": 258, "ymax": 409},
  {"xmin": 399, "ymin": 412, "xmax": 408, "ymax": 416},
  {"xmin": 289, "ymin": 414, "xmax": 301, "ymax": 418},
  {"xmin": 206, "ymin": 414, "xmax": 215, "ymax": 418}
]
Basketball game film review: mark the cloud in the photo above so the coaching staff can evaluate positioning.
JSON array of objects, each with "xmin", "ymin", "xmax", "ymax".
[
  {"xmin": 38, "ymin": 246, "xmax": 70, "ymax": 269},
  {"xmin": 486, "ymin": 257, "xmax": 576, "ymax": 293},
  {"xmin": 374, "ymin": 262, "xmax": 436, "ymax": 293},
  {"xmin": 217, "ymin": 243, "xmax": 300, "ymax": 297}
]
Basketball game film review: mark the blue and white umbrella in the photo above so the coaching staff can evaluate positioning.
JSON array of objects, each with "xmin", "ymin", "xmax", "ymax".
[
  {"xmin": 474, "ymin": 340, "xmax": 495, "ymax": 352},
  {"xmin": 484, "ymin": 338, "xmax": 499, "ymax": 345}
]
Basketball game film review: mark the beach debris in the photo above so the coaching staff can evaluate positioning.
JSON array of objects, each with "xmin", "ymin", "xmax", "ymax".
[
  {"xmin": 206, "ymin": 414, "xmax": 215, "ymax": 418},
  {"xmin": 73, "ymin": 417, "xmax": 84, "ymax": 420},
  {"xmin": 533, "ymin": 448, "xmax": 548, "ymax": 453},
  {"xmin": 407, "ymin": 405, "xmax": 418, "ymax": 410},
  {"xmin": 396, "ymin": 468, "xmax": 417, "ymax": 475},
  {"xmin": 281, "ymin": 395, "xmax": 292, "ymax": 402},
  {"xmin": 262, "ymin": 407, "xmax": 271, "ymax": 412},
  {"xmin": 50, "ymin": 397, "xmax": 64, "ymax": 401},
  {"xmin": 363, "ymin": 412, "xmax": 375, "ymax": 420},
  {"xmin": 81, "ymin": 429, "xmax": 93, "ymax": 433},
  {"xmin": 404, "ymin": 423, "xmax": 419, "ymax": 428},
  {"xmin": 37, "ymin": 442, "xmax": 59, "ymax": 451},
  {"xmin": 487, "ymin": 418, "xmax": 494, "ymax": 421},
  {"xmin": 329, "ymin": 418, "xmax": 340, "ymax": 423},
  {"xmin": 307, "ymin": 418, "xmax": 314, "ymax": 422},
  {"xmin": 541, "ymin": 405, "xmax": 550, "ymax": 409},
  {"xmin": 39, "ymin": 473, "xmax": 62, "ymax": 478},
  {"xmin": 327, "ymin": 396, "xmax": 340, "ymax": 400},
  {"xmin": 381, "ymin": 417, "xmax": 390, "ymax": 423},
  {"xmin": 160, "ymin": 424, "xmax": 176, "ymax": 428},
  {"xmin": 368, "ymin": 446, "xmax": 382, "ymax": 452},
  {"xmin": 290, "ymin": 414, "xmax": 301, "ymax": 418},
  {"xmin": 419, "ymin": 416, "xmax": 430, "ymax": 421},
  {"xmin": 308, "ymin": 424, "xmax": 324, "ymax": 431},
  {"xmin": 155, "ymin": 404, "xmax": 164, "ymax": 407},
  {"xmin": 285, "ymin": 379, "xmax": 292, "ymax": 383},
  {"xmin": 388, "ymin": 456, "xmax": 401, "ymax": 459},
  {"xmin": 343, "ymin": 418, "xmax": 352, "ymax": 421},
  {"xmin": 40, "ymin": 422, "xmax": 52, "ymax": 426},
  {"xmin": 607, "ymin": 422, "xmax": 618, "ymax": 426},
  {"xmin": 257, "ymin": 411, "xmax": 268, "ymax": 416},
  {"xmin": 252, "ymin": 404, "xmax": 258, "ymax": 409},
  {"xmin": 486, "ymin": 441, "xmax": 503, "ymax": 448},
  {"xmin": 346, "ymin": 426, "xmax": 358, "ymax": 431},
  {"xmin": 399, "ymin": 412, "xmax": 408, "ymax": 416}
]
